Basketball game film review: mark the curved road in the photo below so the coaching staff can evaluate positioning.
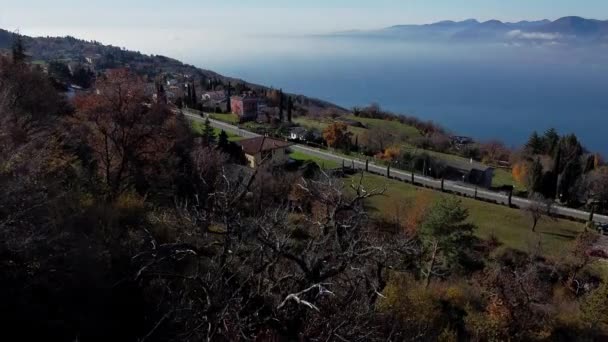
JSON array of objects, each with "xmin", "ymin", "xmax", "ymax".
[{"xmin": 183, "ymin": 111, "xmax": 608, "ymax": 225}]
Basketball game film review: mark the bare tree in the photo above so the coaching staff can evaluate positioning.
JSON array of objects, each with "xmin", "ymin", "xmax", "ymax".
[
  {"xmin": 525, "ymin": 193, "xmax": 555, "ymax": 232},
  {"xmin": 72, "ymin": 69, "xmax": 179, "ymax": 199},
  {"xmin": 132, "ymin": 170, "xmax": 418, "ymax": 341}
]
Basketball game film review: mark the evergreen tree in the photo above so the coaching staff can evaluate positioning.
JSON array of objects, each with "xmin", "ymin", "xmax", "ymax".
[
  {"xmin": 191, "ymin": 83, "xmax": 197, "ymax": 106},
  {"xmin": 11, "ymin": 33, "xmax": 26, "ymax": 63},
  {"xmin": 421, "ymin": 198, "xmax": 477, "ymax": 277},
  {"xmin": 287, "ymin": 96, "xmax": 293, "ymax": 122},
  {"xmin": 226, "ymin": 82, "xmax": 232, "ymax": 113},
  {"xmin": 543, "ymin": 128, "xmax": 560, "ymax": 155},
  {"xmin": 526, "ymin": 131, "xmax": 544, "ymax": 155},
  {"xmin": 279, "ymin": 89, "xmax": 284, "ymax": 122},
  {"xmin": 528, "ymin": 158, "xmax": 544, "ymax": 194},
  {"xmin": 186, "ymin": 85, "xmax": 192, "ymax": 108},
  {"xmin": 218, "ymin": 130, "xmax": 229, "ymax": 149},
  {"xmin": 557, "ymin": 158, "xmax": 582, "ymax": 203},
  {"xmin": 201, "ymin": 117, "xmax": 216, "ymax": 146},
  {"xmin": 584, "ymin": 154, "xmax": 596, "ymax": 174},
  {"xmin": 549, "ymin": 146, "xmax": 562, "ymax": 199}
]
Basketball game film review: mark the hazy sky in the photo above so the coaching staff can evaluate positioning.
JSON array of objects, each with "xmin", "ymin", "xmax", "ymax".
[
  {"xmin": 2, "ymin": 0, "xmax": 608, "ymax": 34},
  {"xmin": 2, "ymin": 0, "xmax": 607, "ymax": 59}
]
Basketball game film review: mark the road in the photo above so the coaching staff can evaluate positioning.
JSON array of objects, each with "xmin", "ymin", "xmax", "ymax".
[{"xmin": 183, "ymin": 111, "xmax": 608, "ymax": 225}]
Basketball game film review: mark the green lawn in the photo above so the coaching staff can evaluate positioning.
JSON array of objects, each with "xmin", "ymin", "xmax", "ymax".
[
  {"xmin": 347, "ymin": 173, "xmax": 585, "ymax": 257},
  {"xmin": 344, "ymin": 115, "xmax": 422, "ymax": 140},
  {"xmin": 493, "ymin": 167, "xmax": 525, "ymax": 192},
  {"xmin": 400, "ymin": 144, "xmax": 521, "ymax": 191},
  {"xmin": 210, "ymin": 113, "xmax": 240, "ymax": 124},
  {"xmin": 289, "ymin": 151, "xmax": 340, "ymax": 169},
  {"xmin": 191, "ymin": 121, "xmax": 243, "ymax": 141},
  {"xmin": 293, "ymin": 117, "xmax": 367, "ymax": 137},
  {"xmin": 296, "ymin": 116, "xmax": 521, "ymax": 191}
]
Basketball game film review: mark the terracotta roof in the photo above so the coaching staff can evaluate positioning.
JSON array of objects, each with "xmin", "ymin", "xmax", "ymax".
[{"xmin": 237, "ymin": 136, "xmax": 292, "ymax": 155}]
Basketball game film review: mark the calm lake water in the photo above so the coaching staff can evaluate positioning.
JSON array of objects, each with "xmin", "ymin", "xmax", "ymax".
[{"xmin": 187, "ymin": 36, "xmax": 608, "ymax": 155}]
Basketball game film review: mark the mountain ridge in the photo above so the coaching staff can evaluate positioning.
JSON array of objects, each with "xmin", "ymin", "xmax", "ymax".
[{"xmin": 336, "ymin": 16, "xmax": 608, "ymax": 44}]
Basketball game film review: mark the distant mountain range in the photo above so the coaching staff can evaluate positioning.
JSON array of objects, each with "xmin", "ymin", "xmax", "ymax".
[{"xmin": 336, "ymin": 16, "xmax": 608, "ymax": 45}]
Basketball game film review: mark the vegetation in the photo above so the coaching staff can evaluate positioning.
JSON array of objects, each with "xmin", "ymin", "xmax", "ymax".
[
  {"xmin": 209, "ymin": 112, "xmax": 240, "ymax": 124},
  {"xmin": 1, "ymin": 33, "xmax": 607, "ymax": 342},
  {"xmin": 289, "ymin": 150, "xmax": 340, "ymax": 169},
  {"xmin": 349, "ymin": 173, "xmax": 586, "ymax": 256}
]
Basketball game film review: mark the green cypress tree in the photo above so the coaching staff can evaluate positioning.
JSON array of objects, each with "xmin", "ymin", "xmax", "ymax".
[
  {"xmin": 191, "ymin": 83, "xmax": 197, "ymax": 106},
  {"xmin": 543, "ymin": 128, "xmax": 560, "ymax": 155},
  {"xmin": 218, "ymin": 130, "xmax": 229, "ymax": 149},
  {"xmin": 287, "ymin": 96, "xmax": 293, "ymax": 122},
  {"xmin": 421, "ymin": 198, "xmax": 477, "ymax": 279},
  {"xmin": 186, "ymin": 85, "xmax": 192, "ymax": 108},
  {"xmin": 201, "ymin": 117, "xmax": 216, "ymax": 146},
  {"xmin": 226, "ymin": 82, "xmax": 232, "ymax": 113},
  {"xmin": 528, "ymin": 158, "xmax": 544, "ymax": 194},
  {"xmin": 526, "ymin": 131, "xmax": 544, "ymax": 155},
  {"xmin": 11, "ymin": 33, "xmax": 26, "ymax": 64},
  {"xmin": 279, "ymin": 89, "xmax": 284, "ymax": 122}
]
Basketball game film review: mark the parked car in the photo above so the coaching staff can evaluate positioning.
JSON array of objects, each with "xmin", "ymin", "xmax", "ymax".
[{"xmin": 597, "ymin": 224, "xmax": 608, "ymax": 235}]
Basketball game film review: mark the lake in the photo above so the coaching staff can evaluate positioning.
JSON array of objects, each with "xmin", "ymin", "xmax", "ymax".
[{"xmin": 184, "ymin": 36, "xmax": 608, "ymax": 155}]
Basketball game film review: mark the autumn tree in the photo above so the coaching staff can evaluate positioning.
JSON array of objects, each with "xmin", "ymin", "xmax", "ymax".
[
  {"xmin": 379, "ymin": 146, "xmax": 401, "ymax": 162},
  {"xmin": 481, "ymin": 140, "xmax": 511, "ymax": 164},
  {"xmin": 512, "ymin": 161, "xmax": 529, "ymax": 187},
  {"xmin": 363, "ymin": 125, "xmax": 394, "ymax": 154},
  {"xmin": 72, "ymin": 69, "xmax": 181, "ymax": 199},
  {"xmin": 323, "ymin": 122, "xmax": 351, "ymax": 150}
]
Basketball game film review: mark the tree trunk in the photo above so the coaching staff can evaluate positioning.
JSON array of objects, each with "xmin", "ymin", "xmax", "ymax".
[{"xmin": 425, "ymin": 241, "xmax": 439, "ymax": 289}]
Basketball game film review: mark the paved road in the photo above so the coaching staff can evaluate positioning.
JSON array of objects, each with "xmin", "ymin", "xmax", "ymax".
[{"xmin": 183, "ymin": 111, "xmax": 608, "ymax": 225}]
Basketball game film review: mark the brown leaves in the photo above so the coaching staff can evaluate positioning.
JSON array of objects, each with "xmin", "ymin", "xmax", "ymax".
[
  {"xmin": 512, "ymin": 161, "xmax": 528, "ymax": 186},
  {"xmin": 322, "ymin": 122, "xmax": 351, "ymax": 149},
  {"xmin": 72, "ymin": 68, "xmax": 179, "ymax": 198}
]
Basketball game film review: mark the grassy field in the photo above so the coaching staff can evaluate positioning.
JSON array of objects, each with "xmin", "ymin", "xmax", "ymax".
[
  {"xmin": 493, "ymin": 168, "xmax": 525, "ymax": 192},
  {"xmin": 289, "ymin": 151, "xmax": 340, "ymax": 169},
  {"xmin": 344, "ymin": 115, "xmax": 422, "ymax": 140},
  {"xmin": 297, "ymin": 116, "xmax": 522, "ymax": 191},
  {"xmin": 272, "ymin": 149, "xmax": 584, "ymax": 257},
  {"xmin": 210, "ymin": 113, "xmax": 240, "ymax": 124},
  {"xmin": 347, "ymin": 173, "xmax": 584, "ymax": 257},
  {"xmin": 293, "ymin": 117, "xmax": 367, "ymax": 136},
  {"xmin": 400, "ymin": 144, "xmax": 521, "ymax": 190}
]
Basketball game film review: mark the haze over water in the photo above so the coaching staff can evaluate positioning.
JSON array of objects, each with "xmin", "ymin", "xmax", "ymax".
[{"xmin": 191, "ymin": 36, "xmax": 608, "ymax": 155}]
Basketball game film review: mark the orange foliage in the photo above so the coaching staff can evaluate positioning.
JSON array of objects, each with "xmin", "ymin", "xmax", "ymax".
[
  {"xmin": 323, "ymin": 122, "xmax": 350, "ymax": 149},
  {"xmin": 383, "ymin": 146, "xmax": 401, "ymax": 161},
  {"xmin": 404, "ymin": 192, "xmax": 433, "ymax": 234},
  {"xmin": 512, "ymin": 162, "xmax": 528, "ymax": 186},
  {"xmin": 72, "ymin": 69, "xmax": 178, "ymax": 198},
  {"xmin": 389, "ymin": 191, "xmax": 433, "ymax": 236}
]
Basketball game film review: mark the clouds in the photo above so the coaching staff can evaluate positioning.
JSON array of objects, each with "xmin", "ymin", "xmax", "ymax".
[{"xmin": 507, "ymin": 30, "xmax": 562, "ymax": 40}]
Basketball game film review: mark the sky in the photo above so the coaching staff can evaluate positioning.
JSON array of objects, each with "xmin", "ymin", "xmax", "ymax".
[
  {"xmin": 1, "ymin": 0, "xmax": 607, "ymax": 60},
  {"xmin": 2, "ymin": 0, "xmax": 608, "ymax": 35}
]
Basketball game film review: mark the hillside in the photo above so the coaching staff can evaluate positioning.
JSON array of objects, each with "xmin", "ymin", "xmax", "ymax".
[{"xmin": 0, "ymin": 28, "xmax": 345, "ymax": 113}]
